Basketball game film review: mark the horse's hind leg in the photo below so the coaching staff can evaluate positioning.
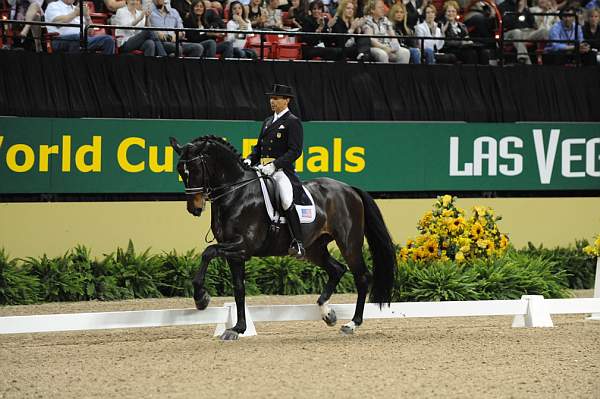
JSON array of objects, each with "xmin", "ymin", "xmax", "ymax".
[
  {"xmin": 305, "ymin": 237, "xmax": 346, "ymax": 327},
  {"xmin": 337, "ymin": 241, "xmax": 371, "ymax": 335}
]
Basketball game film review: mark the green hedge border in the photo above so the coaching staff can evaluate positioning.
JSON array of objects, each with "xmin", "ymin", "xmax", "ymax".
[{"xmin": 1, "ymin": 240, "xmax": 594, "ymax": 306}]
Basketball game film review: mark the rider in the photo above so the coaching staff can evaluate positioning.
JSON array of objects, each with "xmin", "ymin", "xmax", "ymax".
[{"xmin": 243, "ymin": 84, "xmax": 305, "ymax": 257}]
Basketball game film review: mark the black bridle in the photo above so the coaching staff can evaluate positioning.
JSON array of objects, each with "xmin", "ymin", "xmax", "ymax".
[{"xmin": 179, "ymin": 153, "xmax": 262, "ymax": 202}]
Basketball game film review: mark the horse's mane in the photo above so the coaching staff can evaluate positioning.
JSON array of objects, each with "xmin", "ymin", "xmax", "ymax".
[{"xmin": 190, "ymin": 135, "xmax": 251, "ymax": 170}]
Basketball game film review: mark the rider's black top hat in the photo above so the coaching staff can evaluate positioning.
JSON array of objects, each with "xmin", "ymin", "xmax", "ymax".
[{"xmin": 265, "ymin": 84, "xmax": 295, "ymax": 98}]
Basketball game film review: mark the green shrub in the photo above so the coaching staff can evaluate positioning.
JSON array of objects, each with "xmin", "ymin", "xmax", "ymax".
[
  {"xmin": 159, "ymin": 249, "xmax": 200, "ymax": 297},
  {"xmin": 110, "ymin": 240, "xmax": 166, "ymax": 298},
  {"xmin": 393, "ymin": 260, "xmax": 481, "ymax": 302},
  {"xmin": 517, "ymin": 240, "xmax": 596, "ymax": 289},
  {"xmin": 0, "ymin": 241, "xmax": 576, "ymax": 306},
  {"xmin": 0, "ymin": 250, "xmax": 40, "ymax": 305},
  {"xmin": 391, "ymin": 249, "xmax": 570, "ymax": 302},
  {"xmin": 24, "ymin": 252, "xmax": 87, "ymax": 302}
]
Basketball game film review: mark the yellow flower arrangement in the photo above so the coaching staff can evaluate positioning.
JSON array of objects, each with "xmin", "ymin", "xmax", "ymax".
[
  {"xmin": 583, "ymin": 234, "xmax": 600, "ymax": 257},
  {"xmin": 399, "ymin": 195, "xmax": 509, "ymax": 264}
]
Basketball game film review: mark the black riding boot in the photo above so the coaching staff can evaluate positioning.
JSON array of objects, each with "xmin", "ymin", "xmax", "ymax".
[{"xmin": 284, "ymin": 205, "xmax": 305, "ymax": 258}]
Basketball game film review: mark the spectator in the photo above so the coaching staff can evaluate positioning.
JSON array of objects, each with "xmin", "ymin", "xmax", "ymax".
[
  {"xmin": 414, "ymin": 3, "xmax": 443, "ymax": 63},
  {"xmin": 363, "ymin": 0, "xmax": 410, "ymax": 62},
  {"xmin": 463, "ymin": 0, "xmax": 498, "ymax": 46},
  {"xmin": 285, "ymin": 0, "xmax": 309, "ymax": 28},
  {"xmin": 171, "ymin": 0, "xmax": 193, "ymax": 20},
  {"xmin": 583, "ymin": 7, "xmax": 600, "ymax": 62},
  {"xmin": 45, "ymin": 0, "xmax": 116, "ymax": 54},
  {"xmin": 104, "ymin": 0, "xmax": 127, "ymax": 12},
  {"xmin": 149, "ymin": 0, "xmax": 204, "ymax": 57},
  {"xmin": 248, "ymin": 0, "xmax": 267, "ymax": 28},
  {"xmin": 184, "ymin": 0, "xmax": 233, "ymax": 57},
  {"xmin": 113, "ymin": 0, "xmax": 167, "ymax": 56},
  {"xmin": 264, "ymin": 0, "xmax": 284, "ymax": 28},
  {"xmin": 330, "ymin": 0, "xmax": 371, "ymax": 59},
  {"xmin": 389, "ymin": 2, "xmax": 421, "ymax": 63},
  {"xmin": 225, "ymin": 0, "xmax": 258, "ymax": 58},
  {"xmin": 404, "ymin": 0, "xmax": 429, "ymax": 29},
  {"xmin": 501, "ymin": 0, "xmax": 548, "ymax": 64},
  {"xmin": 15, "ymin": 0, "xmax": 44, "ymax": 52},
  {"xmin": 301, "ymin": 0, "xmax": 343, "ymax": 59},
  {"xmin": 544, "ymin": 6, "xmax": 596, "ymax": 64},
  {"xmin": 530, "ymin": 0, "xmax": 560, "ymax": 33},
  {"xmin": 441, "ymin": 0, "xmax": 489, "ymax": 64},
  {"xmin": 586, "ymin": 0, "xmax": 600, "ymax": 9}
]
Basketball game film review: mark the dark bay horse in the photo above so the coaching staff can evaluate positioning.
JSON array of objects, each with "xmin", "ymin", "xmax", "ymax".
[{"xmin": 170, "ymin": 135, "xmax": 396, "ymax": 340}]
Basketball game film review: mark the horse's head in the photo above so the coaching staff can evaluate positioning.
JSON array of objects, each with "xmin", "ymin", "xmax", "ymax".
[
  {"xmin": 171, "ymin": 137, "xmax": 208, "ymax": 217},
  {"xmin": 171, "ymin": 135, "xmax": 248, "ymax": 217}
]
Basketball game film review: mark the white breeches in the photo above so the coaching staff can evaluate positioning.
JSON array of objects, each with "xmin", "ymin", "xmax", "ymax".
[{"xmin": 273, "ymin": 169, "xmax": 294, "ymax": 210}]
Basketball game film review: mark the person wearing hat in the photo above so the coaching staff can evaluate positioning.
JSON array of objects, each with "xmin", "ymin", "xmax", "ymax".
[{"xmin": 244, "ymin": 84, "xmax": 305, "ymax": 258}]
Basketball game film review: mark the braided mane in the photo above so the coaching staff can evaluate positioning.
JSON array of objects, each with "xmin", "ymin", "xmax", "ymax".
[{"xmin": 190, "ymin": 135, "xmax": 250, "ymax": 169}]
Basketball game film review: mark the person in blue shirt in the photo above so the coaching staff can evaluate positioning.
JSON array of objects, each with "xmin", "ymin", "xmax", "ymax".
[{"xmin": 544, "ymin": 6, "xmax": 597, "ymax": 65}]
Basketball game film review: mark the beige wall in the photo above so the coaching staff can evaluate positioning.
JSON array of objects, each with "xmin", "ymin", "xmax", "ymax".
[{"xmin": 1, "ymin": 198, "xmax": 599, "ymax": 258}]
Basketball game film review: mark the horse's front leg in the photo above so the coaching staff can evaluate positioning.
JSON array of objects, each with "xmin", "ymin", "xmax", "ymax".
[
  {"xmin": 219, "ymin": 259, "xmax": 246, "ymax": 341},
  {"xmin": 193, "ymin": 239, "xmax": 246, "ymax": 310}
]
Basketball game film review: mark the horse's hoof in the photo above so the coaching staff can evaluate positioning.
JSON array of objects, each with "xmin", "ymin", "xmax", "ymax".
[
  {"xmin": 219, "ymin": 329, "xmax": 239, "ymax": 341},
  {"xmin": 194, "ymin": 291, "xmax": 211, "ymax": 310},
  {"xmin": 340, "ymin": 321, "xmax": 356, "ymax": 335},
  {"xmin": 322, "ymin": 308, "xmax": 337, "ymax": 327}
]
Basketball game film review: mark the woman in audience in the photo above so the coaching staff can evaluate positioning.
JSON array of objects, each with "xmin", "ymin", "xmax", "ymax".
[
  {"xmin": 285, "ymin": 0, "xmax": 309, "ymax": 28},
  {"xmin": 583, "ymin": 7, "xmax": 600, "ymax": 62},
  {"xmin": 184, "ymin": 0, "xmax": 234, "ymax": 57},
  {"xmin": 363, "ymin": 0, "xmax": 410, "ymax": 62},
  {"xmin": 388, "ymin": 2, "xmax": 421, "ymax": 63},
  {"xmin": 15, "ymin": 0, "xmax": 44, "ymax": 52},
  {"xmin": 301, "ymin": 0, "xmax": 343, "ymax": 59},
  {"xmin": 414, "ymin": 3, "xmax": 442, "ymax": 63},
  {"xmin": 441, "ymin": 0, "xmax": 488, "ymax": 64},
  {"xmin": 248, "ymin": 0, "xmax": 268, "ymax": 28},
  {"xmin": 330, "ymin": 0, "xmax": 371, "ymax": 59},
  {"xmin": 226, "ymin": 0, "xmax": 258, "ymax": 57},
  {"xmin": 113, "ymin": 0, "xmax": 167, "ymax": 56},
  {"xmin": 264, "ymin": 0, "xmax": 284, "ymax": 29}
]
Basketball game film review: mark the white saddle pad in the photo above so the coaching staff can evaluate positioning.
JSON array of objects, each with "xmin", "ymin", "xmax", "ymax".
[{"xmin": 257, "ymin": 172, "xmax": 316, "ymax": 224}]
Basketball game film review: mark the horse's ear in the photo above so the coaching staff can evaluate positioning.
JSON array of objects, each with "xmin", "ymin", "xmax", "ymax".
[{"xmin": 170, "ymin": 137, "xmax": 183, "ymax": 155}]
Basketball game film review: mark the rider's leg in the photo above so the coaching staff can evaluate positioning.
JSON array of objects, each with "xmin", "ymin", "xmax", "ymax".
[{"xmin": 273, "ymin": 170, "xmax": 305, "ymax": 257}]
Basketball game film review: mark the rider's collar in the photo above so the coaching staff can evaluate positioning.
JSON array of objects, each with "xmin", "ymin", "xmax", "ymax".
[{"xmin": 273, "ymin": 108, "xmax": 289, "ymax": 122}]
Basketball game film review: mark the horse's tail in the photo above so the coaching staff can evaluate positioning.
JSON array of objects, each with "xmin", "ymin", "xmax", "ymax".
[{"xmin": 352, "ymin": 187, "xmax": 396, "ymax": 308}]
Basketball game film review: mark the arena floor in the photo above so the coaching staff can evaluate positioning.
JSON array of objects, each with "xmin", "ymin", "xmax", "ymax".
[{"xmin": 1, "ymin": 294, "xmax": 599, "ymax": 399}]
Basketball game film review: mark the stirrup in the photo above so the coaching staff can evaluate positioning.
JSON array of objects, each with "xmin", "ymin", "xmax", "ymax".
[{"xmin": 288, "ymin": 239, "xmax": 305, "ymax": 258}]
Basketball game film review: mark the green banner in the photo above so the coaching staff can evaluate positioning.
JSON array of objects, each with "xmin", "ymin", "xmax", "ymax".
[{"xmin": 0, "ymin": 117, "xmax": 598, "ymax": 193}]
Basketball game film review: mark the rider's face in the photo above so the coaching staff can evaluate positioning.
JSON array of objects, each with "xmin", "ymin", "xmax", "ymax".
[{"xmin": 270, "ymin": 96, "xmax": 290, "ymax": 113}]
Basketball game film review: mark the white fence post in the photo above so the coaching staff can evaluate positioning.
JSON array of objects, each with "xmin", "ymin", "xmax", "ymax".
[
  {"xmin": 213, "ymin": 302, "xmax": 257, "ymax": 338},
  {"xmin": 512, "ymin": 295, "xmax": 553, "ymax": 328},
  {"xmin": 587, "ymin": 257, "xmax": 600, "ymax": 321}
]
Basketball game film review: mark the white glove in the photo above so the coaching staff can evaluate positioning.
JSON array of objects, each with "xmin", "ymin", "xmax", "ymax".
[
  {"xmin": 243, "ymin": 158, "xmax": 252, "ymax": 166},
  {"xmin": 262, "ymin": 162, "xmax": 276, "ymax": 176}
]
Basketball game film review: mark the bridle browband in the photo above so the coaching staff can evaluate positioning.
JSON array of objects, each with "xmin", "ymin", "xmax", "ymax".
[{"xmin": 178, "ymin": 152, "xmax": 262, "ymax": 202}]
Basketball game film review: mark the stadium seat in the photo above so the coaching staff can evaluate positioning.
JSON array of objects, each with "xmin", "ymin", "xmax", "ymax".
[
  {"xmin": 271, "ymin": 34, "xmax": 302, "ymax": 60},
  {"xmin": 246, "ymin": 33, "xmax": 274, "ymax": 58}
]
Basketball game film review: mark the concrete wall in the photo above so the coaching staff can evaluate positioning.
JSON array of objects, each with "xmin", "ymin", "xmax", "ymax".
[{"xmin": 1, "ymin": 198, "xmax": 599, "ymax": 258}]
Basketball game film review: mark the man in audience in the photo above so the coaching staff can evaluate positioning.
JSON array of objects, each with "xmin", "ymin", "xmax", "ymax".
[
  {"xmin": 149, "ymin": 0, "xmax": 204, "ymax": 57},
  {"xmin": 45, "ymin": 0, "xmax": 116, "ymax": 53},
  {"xmin": 544, "ymin": 6, "xmax": 596, "ymax": 65},
  {"xmin": 501, "ymin": 0, "xmax": 548, "ymax": 64}
]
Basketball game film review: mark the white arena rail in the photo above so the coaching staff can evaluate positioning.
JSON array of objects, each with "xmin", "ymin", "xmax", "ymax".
[{"xmin": 1, "ymin": 295, "xmax": 599, "ymax": 337}]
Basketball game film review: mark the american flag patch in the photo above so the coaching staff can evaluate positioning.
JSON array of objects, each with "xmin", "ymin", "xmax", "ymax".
[{"xmin": 301, "ymin": 208, "xmax": 312, "ymax": 218}]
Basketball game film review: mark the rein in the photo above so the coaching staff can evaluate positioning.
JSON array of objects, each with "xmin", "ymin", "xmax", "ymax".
[{"xmin": 180, "ymin": 154, "xmax": 263, "ymax": 202}]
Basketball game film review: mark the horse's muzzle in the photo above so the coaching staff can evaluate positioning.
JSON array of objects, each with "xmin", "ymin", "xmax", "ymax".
[{"xmin": 187, "ymin": 194, "xmax": 205, "ymax": 217}]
